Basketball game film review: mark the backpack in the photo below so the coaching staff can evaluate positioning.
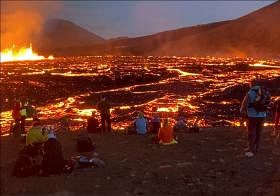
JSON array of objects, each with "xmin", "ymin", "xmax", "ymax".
[
  {"xmin": 250, "ymin": 87, "xmax": 271, "ymax": 112},
  {"xmin": 76, "ymin": 135, "xmax": 95, "ymax": 153}
]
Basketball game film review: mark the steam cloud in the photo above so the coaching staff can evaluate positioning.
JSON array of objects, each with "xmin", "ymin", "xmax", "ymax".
[{"xmin": 1, "ymin": 1, "xmax": 60, "ymax": 50}]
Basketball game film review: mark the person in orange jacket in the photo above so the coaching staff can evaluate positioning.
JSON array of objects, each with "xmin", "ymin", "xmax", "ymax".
[{"xmin": 158, "ymin": 118, "xmax": 177, "ymax": 145}]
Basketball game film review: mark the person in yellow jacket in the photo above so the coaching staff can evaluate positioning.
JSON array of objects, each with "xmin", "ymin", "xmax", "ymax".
[{"xmin": 26, "ymin": 119, "xmax": 48, "ymax": 145}]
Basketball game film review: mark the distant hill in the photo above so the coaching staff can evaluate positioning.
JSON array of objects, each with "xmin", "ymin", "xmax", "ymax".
[
  {"xmin": 37, "ymin": 1, "xmax": 280, "ymax": 59},
  {"xmin": 108, "ymin": 0, "xmax": 280, "ymax": 58},
  {"xmin": 33, "ymin": 19, "xmax": 106, "ymax": 51}
]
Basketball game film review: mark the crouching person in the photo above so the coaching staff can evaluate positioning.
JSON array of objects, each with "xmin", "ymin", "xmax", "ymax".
[
  {"xmin": 26, "ymin": 119, "xmax": 48, "ymax": 153},
  {"xmin": 157, "ymin": 118, "xmax": 178, "ymax": 145}
]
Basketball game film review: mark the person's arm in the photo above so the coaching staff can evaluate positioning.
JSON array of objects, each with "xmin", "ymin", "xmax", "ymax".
[
  {"xmin": 240, "ymin": 93, "xmax": 249, "ymax": 116},
  {"xmin": 39, "ymin": 130, "xmax": 48, "ymax": 143},
  {"xmin": 157, "ymin": 128, "xmax": 162, "ymax": 140}
]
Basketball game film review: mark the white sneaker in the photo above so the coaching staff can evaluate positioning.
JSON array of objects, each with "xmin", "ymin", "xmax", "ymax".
[{"xmin": 245, "ymin": 151, "xmax": 254, "ymax": 157}]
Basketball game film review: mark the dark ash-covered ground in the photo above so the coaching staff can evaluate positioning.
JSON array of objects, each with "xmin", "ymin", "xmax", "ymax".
[{"xmin": 1, "ymin": 127, "xmax": 279, "ymax": 195}]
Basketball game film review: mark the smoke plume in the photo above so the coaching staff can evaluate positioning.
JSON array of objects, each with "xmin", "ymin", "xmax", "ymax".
[{"xmin": 1, "ymin": 1, "xmax": 60, "ymax": 50}]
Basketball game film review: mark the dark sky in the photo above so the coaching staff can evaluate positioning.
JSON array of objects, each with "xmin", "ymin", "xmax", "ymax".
[{"xmin": 2, "ymin": 1, "xmax": 275, "ymax": 39}]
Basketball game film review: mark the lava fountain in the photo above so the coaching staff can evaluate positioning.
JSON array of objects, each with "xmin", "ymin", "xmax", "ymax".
[{"xmin": 0, "ymin": 44, "xmax": 54, "ymax": 62}]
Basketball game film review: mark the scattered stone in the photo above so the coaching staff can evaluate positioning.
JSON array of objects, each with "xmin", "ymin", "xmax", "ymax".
[
  {"xmin": 192, "ymin": 155, "xmax": 197, "ymax": 160},
  {"xmin": 176, "ymin": 162, "xmax": 192, "ymax": 167},
  {"xmin": 159, "ymin": 164, "xmax": 172, "ymax": 169},
  {"xmin": 219, "ymin": 158, "xmax": 225, "ymax": 163}
]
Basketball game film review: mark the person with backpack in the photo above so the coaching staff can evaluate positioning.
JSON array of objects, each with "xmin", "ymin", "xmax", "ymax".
[
  {"xmin": 97, "ymin": 95, "xmax": 111, "ymax": 132},
  {"xmin": 240, "ymin": 80, "xmax": 271, "ymax": 157}
]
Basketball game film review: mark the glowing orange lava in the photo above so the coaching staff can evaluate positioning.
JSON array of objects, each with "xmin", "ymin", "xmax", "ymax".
[{"xmin": 0, "ymin": 44, "xmax": 54, "ymax": 62}]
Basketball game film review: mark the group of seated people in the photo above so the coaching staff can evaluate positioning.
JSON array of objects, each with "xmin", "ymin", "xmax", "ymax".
[
  {"xmin": 132, "ymin": 111, "xmax": 190, "ymax": 145},
  {"xmin": 13, "ymin": 118, "xmax": 104, "ymax": 178},
  {"xmin": 87, "ymin": 110, "xmax": 191, "ymax": 145}
]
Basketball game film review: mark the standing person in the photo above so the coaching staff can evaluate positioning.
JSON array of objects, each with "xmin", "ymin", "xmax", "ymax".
[
  {"xmin": 273, "ymin": 98, "xmax": 280, "ymax": 136},
  {"xmin": 240, "ymin": 81, "xmax": 271, "ymax": 157},
  {"xmin": 20, "ymin": 101, "xmax": 28, "ymax": 135},
  {"xmin": 97, "ymin": 95, "xmax": 111, "ymax": 132},
  {"xmin": 11, "ymin": 100, "xmax": 22, "ymax": 136}
]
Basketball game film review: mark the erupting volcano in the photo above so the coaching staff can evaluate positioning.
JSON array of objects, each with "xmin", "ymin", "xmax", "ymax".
[{"xmin": 0, "ymin": 44, "xmax": 54, "ymax": 63}]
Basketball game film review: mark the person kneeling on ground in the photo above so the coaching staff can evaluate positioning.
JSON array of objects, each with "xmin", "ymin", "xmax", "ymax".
[
  {"xmin": 41, "ymin": 132, "xmax": 73, "ymax": 176},
  {"xmin": 174, "ymin": 116, "xmax": 188, "ymax": 132},
  {"xmin": 134, "ymin": 112, "xmax": 148, "ymax": 135},
  {"xmin": 87, "ymin": 111, "xmax": 101, "ymax": 133},
  {"xmin": 157, "ymin": 118, "xmax": 178, "ymax": 145}
]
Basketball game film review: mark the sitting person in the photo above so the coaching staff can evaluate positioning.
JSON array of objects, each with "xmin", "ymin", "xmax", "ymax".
[
  {"xmin": 134, "ymin": 112, "xmax": 148, "ymax": 135},
  {"xmin": 76, "ymin": 131, "xmax": 95, "ymax": 153},
  {"xmin": 151, "ymin": 113, "xmax": 161, "ymax": 134},
  {"xmin": 41, "ymin": 132, "xmax": 73, "ymax": 175},
  {"xmin": 157, "ymin": 118, "xmax": 177, "ymax": 145},
  {"xmin": 174, "ymin": 116, "xmax": 188, "ymax": 132},
  {"xmin": 87, "ymin": 112, "xmax": 101, "ymax": 133},
  {"xmin": 26, "ymin": 119, "xmax": 48, "ymax": 146}
]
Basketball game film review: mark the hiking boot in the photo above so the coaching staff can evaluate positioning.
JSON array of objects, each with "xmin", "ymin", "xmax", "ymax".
[{"xmin": 245, "ymin": 151, "xmax": 254, "ymax": 157}]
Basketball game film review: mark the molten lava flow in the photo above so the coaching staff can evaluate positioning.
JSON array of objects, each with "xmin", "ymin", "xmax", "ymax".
[{"xmin": 0, "ymin": 44, "xmax": 54, "ymax": 62}]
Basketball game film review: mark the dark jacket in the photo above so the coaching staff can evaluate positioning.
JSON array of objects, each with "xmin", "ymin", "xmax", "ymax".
[
  {"xmin": 42, "ymin": 138, "xmax": 66, "ymax": 175},
  {"xmin": 97, "ymin": 100, "xmax": 110, "ymax": 117},
  {"xmin": 87, "ymin": 117, "xmax": 100, "ymax": 133}
]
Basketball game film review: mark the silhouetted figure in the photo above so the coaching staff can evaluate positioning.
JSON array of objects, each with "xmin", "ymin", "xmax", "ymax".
[
  {"xmin": 151, "ymin": 112, "xmax": 161, "ymax": 134},
  {"xmin": 97, "ymin": 96, "xmax": 111, "ymax": 132},
  {"xmin": 41, "ymin": 132, "xmax": 67, "ymax": 175},
  {"xmin": 87, "ymin": 112, "xmax": 101, "ymax": 133},
  {"xmin": 11, "ymin": 101, "xmax": 21, "ymax": 136}
]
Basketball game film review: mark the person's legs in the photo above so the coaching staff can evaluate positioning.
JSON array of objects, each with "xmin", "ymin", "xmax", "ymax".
[
  {"xmin": 12, "ymin": 119, "xmax": 21, "ymax": 136},
  {"xmin": 20, "ymin": 116, "xmax": 26, "ymax": 135},
  {"xmin": 106, "ymin": 116, "xmax": 111, "ymax": 132},
  {"xmin": 101, "ymin": 116, "xmax": 106, "ymax": 132},
  {"xmin": 274, "ymin": 112, "xmax": 280, "ymax": 131},
  {"xmin": 247, "ymin": 117, "xmax": 257, "ymax": 153},
  {"xmin": 255, "ymin": 118, "xmax": 264, "ymax": 153}
]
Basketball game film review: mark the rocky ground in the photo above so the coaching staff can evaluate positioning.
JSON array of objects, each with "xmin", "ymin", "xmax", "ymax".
[{"xmin": 1, "ymin": 127, "xmax": 279, "ymax": 196}]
